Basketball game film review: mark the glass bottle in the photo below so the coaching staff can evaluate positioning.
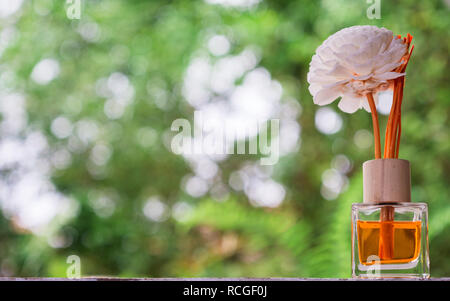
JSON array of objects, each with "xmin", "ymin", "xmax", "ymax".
[{"xmin": 351, "ymin": 159, "xmax": 430, "ymax": 279}]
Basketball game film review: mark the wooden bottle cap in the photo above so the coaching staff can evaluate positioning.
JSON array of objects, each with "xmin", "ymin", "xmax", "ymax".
[{"xmin": 363, "ymin": 159, "xmax": 411, "ymax": 204}]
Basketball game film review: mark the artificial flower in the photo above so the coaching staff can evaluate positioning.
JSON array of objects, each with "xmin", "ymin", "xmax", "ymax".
[{"xmin": 307, "ymin": 25, "xmax": 408, "ymax": 113}]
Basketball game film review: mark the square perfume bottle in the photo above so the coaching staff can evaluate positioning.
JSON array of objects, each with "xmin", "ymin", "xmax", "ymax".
[{"xmin": 351, "ymin": 159, "xmax": 430, "ymax": 279}]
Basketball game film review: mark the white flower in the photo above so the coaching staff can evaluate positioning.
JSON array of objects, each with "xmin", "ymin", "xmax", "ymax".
[{"xmin": 307, "ymin": 25, "xmax": 408, "ymax": 113}]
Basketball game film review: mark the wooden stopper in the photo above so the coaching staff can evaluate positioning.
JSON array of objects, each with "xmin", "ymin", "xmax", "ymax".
[{"xmin": 363, "ymin": 159, "xmax": 411, "ymax": 204}]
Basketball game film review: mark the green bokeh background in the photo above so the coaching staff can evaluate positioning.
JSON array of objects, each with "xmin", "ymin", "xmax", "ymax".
[{"xmin": 0, "ymin": 0, "xmax": 449, "ymax": 277}]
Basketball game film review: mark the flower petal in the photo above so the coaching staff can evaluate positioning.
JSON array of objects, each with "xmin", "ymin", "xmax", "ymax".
[
  {"xmin": 317, "ymin": 46, "xmax": 335, "ymax": 61},
  {"xmin": 308, "ymin": 83, "xmax": 321, "ymax": 96},
  {"xmin": 327, "ymin": 63, "xmax": 353, "ymax": 79},
  {"xmin": 338, "ymin": 94, "xmax": 362, "ymax": 113},
  {"xmin": 374, "ymin": 60, "xmax": 402, "ymax": 74},
  {"xmin": 313, "ymin": 86, "xmax": 341, "ymax": 106},
  {"xmin": 372, "ymin": 72, "xmax": 405, "ymax": 81}
]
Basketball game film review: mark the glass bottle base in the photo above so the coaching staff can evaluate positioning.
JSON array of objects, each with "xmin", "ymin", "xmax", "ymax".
[
  {"xmin": 352, "ymin": 258, "xmax": 430, "ymax": 279},
  {"xmin": 352, "ymin": 203, "xmax": 430, "ymax": 279},
  {"xmin": 353, "ymin": 273, "xmax": 430, "ymax": 279}
]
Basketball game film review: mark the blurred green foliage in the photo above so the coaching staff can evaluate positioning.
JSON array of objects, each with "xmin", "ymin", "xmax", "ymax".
[{"xmin": 0, "ymin": 0, "xmax": 449, "ymax": 278}]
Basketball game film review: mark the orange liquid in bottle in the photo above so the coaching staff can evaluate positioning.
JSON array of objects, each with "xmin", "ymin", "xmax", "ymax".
[{"xmin": 357, "ymin": 220, "xmax": 421, "ymax": 265}]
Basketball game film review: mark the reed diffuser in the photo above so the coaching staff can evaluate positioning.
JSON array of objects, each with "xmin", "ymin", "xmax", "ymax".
[{"xmin": 307, "ymin": 25, "xmax": 429, "ymax": 278}]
